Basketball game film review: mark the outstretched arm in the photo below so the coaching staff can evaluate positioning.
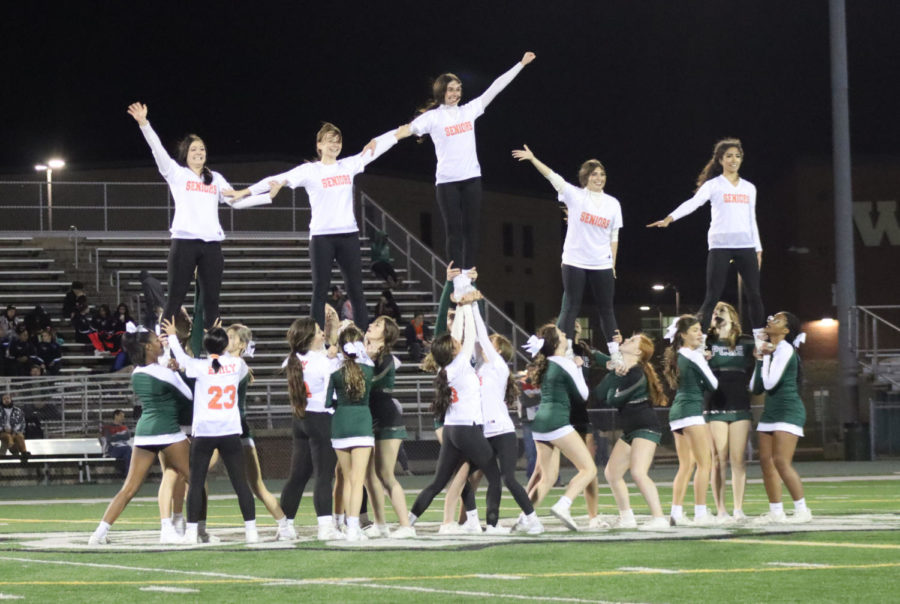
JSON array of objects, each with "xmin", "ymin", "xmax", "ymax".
[
  {"xmin": 128, "ymin": 102, "xmax": 177, "ymax": 180},
  {"xmin": 511, "ymin": 145, "xmax": 567, "ymax": 193},
  {"xmin": 647, "ymin": 181, "xmax": 712, "ymax": 228},
  {"xmin": 477, "ymin": 52, "xmax": 536, "ymax": 109},
  {"xmin": 228, "ymin": 180, "xmax": 285, "ymax": 209},
  {"xmin": 358, "ymin": 124, "xmax": 413, "ymax": 167}
]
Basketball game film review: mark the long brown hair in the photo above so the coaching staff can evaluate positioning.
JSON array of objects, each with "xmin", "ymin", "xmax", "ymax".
[
  {"xmin": 635, "ymin": 334, "xmax": 667, "ymax": 407},
  {"xmin": 418, "ymin": 72, "xmax": 462, "ymax": 115},
  {"xmin": 338, "ymin": 325, "xmax": 366, "ymax": 402},
  {"xmin": 490, "ymin": 334, "xmax": 520, "ymax": 409},
  {"xmin": 429, "ymin": 333, "xmax": 456, "ymax": 417},
  {"xmin": 663, "ymin": 315, "xmax": 701, "ymax": 390},
  {"xmin": 695, "ymin": 138, "xmax": 743, "ymax": 191},
  {"xmin": 285, "ymin": 317, "xmax": 317, "ymax": 418},
  {"xmin": 532, "ymin": 323, "xmax": 561, "ymax": 388},
  {"xmin": 176, "ymin": 134, "xmax": 213, "ymax": 185},
  {"xmin": 370, "ymin": 316, "xmax": 400, "ymax": 363},
  {"xmin": 708, "ymin": 301, "xmax": 742, "ymax": 350}
]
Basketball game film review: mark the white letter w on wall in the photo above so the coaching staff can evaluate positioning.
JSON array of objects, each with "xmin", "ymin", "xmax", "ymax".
[{"xmin": 853, "ymin": 201, "xmax": 900, "ymax": 246}]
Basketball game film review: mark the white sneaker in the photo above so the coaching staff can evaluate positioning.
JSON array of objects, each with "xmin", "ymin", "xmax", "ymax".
[
  {"xmin": 526, "ymin": 517, "xmax": 545, "ymax": 535},
  {"xmin": 550, "ymin": 502, "xmax": 579, "ymax": 531},
  {"xmin": 173, "ymin": 516, "xmax": 186, "ymax": 536},
  {"xmin": 198, "ymin": 531, "xmax": 221, "ymax": 544},
  {"xmin": 88, "ymin": 532, "xmax": 108, "ymax": 546},
  {"xmin": 750, "ymin": 510, "xmax": 788, "ymax": 526},
  {"xmin": 390, "ymin": 525, "xmax": 417, "ymax": 539},
  {"xmin": 438, "ymin": 523, "xmax": 465, "ymax": 535},
  {"xmin": 669, "ymin": 515, "xmax": 693, "ymax": 527},
  {"xmin": 160, "ymin": 526, "xmax": 182, "ymax": 544},
  {"xmin": 787, "ymin": 508, "xmax": 813, "ymax": 524},
  {"xmin": 692, "ymin": 513, "xmax": 720, "ymax": 527},
  {"xmin": 245, "ymin": 528, "xmax": 259, "ymax": 544},
  {"xmin": 363, "ymin": 524, "xmax": 389, "ymax": 538},
  {"xmin": 513, "ymin": 513, "xmax": 530, "ymax": 533},
  {"xmin": 610, "ymin": 515, "xmax": 638, "ymax": 529},
  {"xmin": 345, "ymin": 526, "xmax": 369, "ymax": 542},
  {"xmin": 732, "ymin": 510, "xmax": 748, "ymax": 522},
  {"xmin": 461, "ymin": 519, "xmax": 483, "ymax": 534},
  {"xmin": 276, "ymin": 524, "xmax": 297, "ymax": 541},
  {"xmin": 317, "ymin": 524, "xmax": 345, "ymax": 541},
  {"xmin": 716, "ymin": 512, "xmax": 735, "ymax": 526},
  {"xmin": 638, "ymin": 516, "xmax": 672, "ymax": 532},
  {"xmin": 181, "ymin": 527, "xmax": 199, "ymax": 544},
  {"xmin": 484, "ymin": 523, "xmax": 511, "ymax": 535},
  {"xmin": 588, "ymin": 516, "xmax": 611, "ymax": 529}
]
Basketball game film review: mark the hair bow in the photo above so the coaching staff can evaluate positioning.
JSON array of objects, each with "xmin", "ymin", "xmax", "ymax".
[
  {"xmin": 125, "ymin": 322, "xmax": 148, "ymax": 334},
  {"xmin": 792, "ymin": 332, "xmax": 807, "ymax": 348},
  {"xmin": 242, "ymin": 340, "xmax": 256, "ymax": 358},
  {"xmin": 343, "ymin": 341, "xmax": 366, "ymax": 358},
  {"xmin": 663, "ymin": 318, "xmax": 680, "ymax": 343},
  {"xmin": 522, "ymin": 334, "xmax": 545, "ymax": 358}
]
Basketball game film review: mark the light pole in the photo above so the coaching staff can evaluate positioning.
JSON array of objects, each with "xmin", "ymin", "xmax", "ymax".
[
  {"xmin": 651, "ymin": 283, "xmax": 680, "ymax": 316},
  {"xmin": 640, "ymin": 305, "xmax": 665, "ymax": 339},
  {"xmin": 35, "ymin": 158, "xmax": 65, "ymax": 231}
]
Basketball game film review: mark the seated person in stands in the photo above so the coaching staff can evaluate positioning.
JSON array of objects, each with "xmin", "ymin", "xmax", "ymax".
[
  {"xmin": 24, "ymin": 305, "xmax": 53, "ymax": 336},
  {"xmin": 93, "ymin": 304, "xmax": 122, "ymax": 354},
  {"xmin": 101, "ymin": 409, "xmax": 132, "ymax": 476},
  {"xmin": 62, "ymin": 281, "xmax": 85, "ymax": 322},
  {"xmin": 374, "ymin": 289, "xmax": 402, "ymax": 324},
  {"xmin": 0, "ymin": 394, "xmax": 29, "ymax": 462},
  {"xmin": 6, "ymin": 325, "xmax": 36, "ymax": 376},
  {"xmin": 0, "ymin": 305, "xmax": 19, "ymax": 342},
  {"xmin": 23, "ymin": 400, "xmax": 60, "ymax": 439},
  {"xmin": 71, "ymin": 296, "xmax": 106, "ymax": 354},
  {"xmin": 33, "ymin": 328, "xmax": 63, "ymax": 375},
  {"xmin": 370, "ymin": 230, "xmax": 401, "ymax": 289},
  {"xmin": 404, "ymin": 312, "xmax": 431, "ymax": 362},
  {"xmin": 0, "ymin": 323, "xmax": 8, "ymax": 375},
  {"xmin": 114, "ymin": 304, "xmax": 133, "ymax": 333}
]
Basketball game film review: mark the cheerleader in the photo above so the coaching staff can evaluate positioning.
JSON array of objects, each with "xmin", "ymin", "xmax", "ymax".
[
  {"xmin": 126, "ymin": 103, "xmax": 275, "ymax": 329},
  {"xmin": 227, "ymin": 123, "xmax": 412, "ymax": 330},
  {"xmin": 594, "ymin": 334, "xmax": 669, "ymax": 531},
  {"xmin": 648, "ymin": 138, "xmax": 764, "ymax": 333},
  {"xmin": 663, "ymin": 315, "xmax": 719, "ymax": 526},
  {"xmin": 89, "ymin": 325, "xmax": 192, "ymax": 545},
  {"xmin": 411, "ymin": 52, "xmax": 536, "ymax": 268},
  {"xmin": 162, "ymin": 319, "xmax": 257, "ymax": 544},
  {"xmin": 751, "ymin": 312, "xmax": 812, "ymax": 524},
  {"xmin": 364, "ymin": 316, "xmax": 416, "ymax": 538},
  {"xmin": 526, "ymin": 324, "xmax": 597, "ymax": 531},
  {"xmin": 409, "ymin": 297, "xmax": 504, "ymax": 531},
  {"xmin": 706, "ymin": 302, "xmax": 755, "ymax": 521},
  {"xmin": 327, "ymin": 324, "xmax": 377, "ymax": 541},
  {"xmin": 512, "ymin": 145, "xmax": 622, "ymax": 352},
  {"xmin": 279, "ymin": 317, "xmax": 344, "ymax": 541}
]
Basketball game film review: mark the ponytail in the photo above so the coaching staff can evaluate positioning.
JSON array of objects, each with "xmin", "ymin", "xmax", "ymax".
[
  {"xmin": 203, "ymin": 328, "xmax": 228, "ymax": 374},
  {"xmin": 337, "ymin": 325, "xmax": 366, "ymax": 402},
  {"xmin": 286, "ymin": 353, "xmax": 308, "ymax": 418},
  {"xmin": 663, "ymin": 315, "xmax": 699, "ymax": 390},
  {"xmin": 431, "ymin": 367, "xmax": 452, "ymax": 418}
]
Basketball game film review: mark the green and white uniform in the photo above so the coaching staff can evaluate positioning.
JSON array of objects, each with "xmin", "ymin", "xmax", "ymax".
[
  {"xmin": 669, "ymin": 347, "xmax": 718, "ymax": 431},
  {"xmin": 237, "ymin": 374, "xmax": 253, "ymax": 446},
  {"xmin": 752, "ymin": 340, "xmax": 805, "ymax": 437},
  {"xmin": 326, "ymin": 362, "xmax": 375, "ymax": 449},
  {"xmin": 707, "ymin": 334, "xmax": 755, "ymax": 423},
  {"xmin": 595, "ymin": 365, "xmax": 662, "ymax": 445},
  {"xmin": 431, "ymin": 280, "xmax": 454, "ymax": 430},
  {"xmin": 131, "ymin": 363, "xmax": 193, "ymax": 447},
  {"xmin": 370, "ymin": 354, "xmax": 408, "ymax": 441},
  {"xmin": 532, "ymin": 356, "xmax": 589, "ymax": 441}
]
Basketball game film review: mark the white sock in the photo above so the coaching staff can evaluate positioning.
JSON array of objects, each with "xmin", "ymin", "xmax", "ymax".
[
  {"xmin": 172, "ymin": 513, "xmax": 184, "ymax": 523},
  {"xmin": 408, "ymin": 512, "xmax": 418, "ymax": 526},
  {"xmin": 670, "ymin": 505, "xmax": 683, "ymax": 519},
  {"xmin": 244, "ymin": 520, "xmax": 257, "ymax": 532},
  {"xmin": 793, "ymin": 498, "xmax": 807, "ymax": 513},
  {"xmin": 95, "ymin": 521, "xmax": 110, "ymax": 537},
  {"xmin": 287, "ymin": 518, "xmax": 295, "ymax": 528},
  {"xmin": 277, "ymin": 516, "xmax": 288, "ymax": 529},
  {"xmin": 526, "ymin": 511, "xmax": 538, "ymax": 522},
  {"xmin": 161, "ymin": 517, "xmax": 173, "ymax": 530},
  {"xmin": 620, "ymin": 509, "xmax": 635, "ymax": 521},
  {"xmin": 317, "ymin": 515, "xmax": 332, "ymax": 528},
  {"xmin": 347, "ymin": 516, "xmax": 360, "ymax": 529},
  {"xmin": 770, "ymin": 502, "xmax": 784, "ymax": 514},
  {"xmin": 465, "ymin": 510, "xmax": 479, "ymax": 523},
  {"xmin": 557, "ymin": 496, "xmax": 572, "ymax": 512},
  {"xmin": 185, "ymin": 522, "xmax": 198, "ymax": 534},
  {"xmin": 694, "ymin": 504, "xmax": 708, "ymax": 518},
  {"xmin": 335, "ymin": 513, "xmax": 345, "ymax": 527}
]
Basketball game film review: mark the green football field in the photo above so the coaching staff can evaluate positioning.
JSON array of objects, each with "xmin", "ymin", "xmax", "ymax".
[{"xmin": 1, "ymin": 464, "xmax": 898, "ymax": 603}]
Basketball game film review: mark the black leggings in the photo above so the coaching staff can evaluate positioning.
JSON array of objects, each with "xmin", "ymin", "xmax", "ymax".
[
  {"xmin": 436, "ymin": 177, "xmax": 482, "ymax": 268},
  {"xmin": 558, "ymin": 265, "xmax": 618, "ymax": 344},
  {"xmin": 280, "ymin": 412, "xmax": 336, "ymax": 519},
  {"xmin": 165, "ymin": 239, "xmax": 223, "ymax": 330},
  {"xmin": 410, "ymin": 424, "xmax": 501, "ymax": 526},
  {"xmin": 697, "ymin": 248, "xmax": 764, "ymax": 329},
  {"xmin": 187, "ymin": 434, "xmax": 255, "ymax": 523},
  {"xmin": 310, "ymin": 233, "xmax": 368, "ymax": 329},
  {"xmin": 488, "ymin": 432, "xmax": 534, "ymax": 515}
]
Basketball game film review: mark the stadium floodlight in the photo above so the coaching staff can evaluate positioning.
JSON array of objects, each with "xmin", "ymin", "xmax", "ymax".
[{"xmin": 35, "ymin": 158, "xmax": 65, "ymax": 230}]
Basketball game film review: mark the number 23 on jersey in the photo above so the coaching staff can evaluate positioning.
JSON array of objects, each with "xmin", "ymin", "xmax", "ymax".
[{"xmin": 207, "ymin": 385, "xmax": 236, "ymax": 410}]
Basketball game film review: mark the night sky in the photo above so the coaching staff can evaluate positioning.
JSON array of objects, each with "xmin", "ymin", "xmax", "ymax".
[{"xmin": 4, "ymin": 1, "xmax": 899, "ymax": 307}]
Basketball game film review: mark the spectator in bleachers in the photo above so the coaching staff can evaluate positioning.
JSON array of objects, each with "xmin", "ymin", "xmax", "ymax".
[
  {"xmin": 6, "ymin": 325, "xmax": 36, "ymax": 376},
  {"xmin": 62, "ymin": 281, "xmax": 85, "ymax": 321},
  {"xmin": 404, "ymin": 312, "xmax": 431, "ymax": 363},
  {"xmin": 93, "ymin": 304, "xmax": 123, "ymax": 354},
  {"xmin": 33, "ymin": 328, "xmax": 62, "ymax": 375},
  {"xmin": 0, "ymin": 323, "xmax": 8, "ymax": 374},
  {"xmin": 139, "ymin": 270, "xmax": 164, "ymax": 328},
  {"xmin": 0, "ymin": 305, "xmax": 19, "ymax": 341},
  {"xmin": 373, "ymin": 290, "xmax": 402, "ymax": 324},
  {"xmin": 71, "ymin": 296, "xmax": 107, "ymax": 355},
  {"xmin": 23, "ymin": 400, "xmax": 59, "ymax": 439},
  {"xmin": 114, "ymin": 304, "xmax": 133, "ymax": 332},
  {"xmin": 101, "ymin": 409, "xmax": 133, "ymax": 477},
  {"xmin": 370, "ymin": 230, "xmax": 401, "ymax": 289},
  {"xmin": 24, "ymin": 304, "xmax": 53, "ymax": 337},
  {"xmin": 0, "ymin": 394, "xmax": 30, "ymax": 462}
]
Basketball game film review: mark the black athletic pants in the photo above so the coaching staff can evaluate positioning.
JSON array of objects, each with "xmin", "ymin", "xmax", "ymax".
[
  {"xmin": 488, "ymin": 432, "xmax": 535, "ymax": 515},
  {"xmin": 280, "ymin": 412, "xmax": 336, "ymax": 519},
  {"xmin": 310, "ymin": 233, "xmax": 368, "ymax": 329},
  {"xmin": 697, "ymin": 248, "xmax": 764, "ymax": 329},
  {"xmin": 187, "ymin": 434, "xmax": 255, "ymax": 522},
  {"xmin": 436, "ymin": 177, "xmax": 482, "ymax": 268},
  {"xmin": 558, "ymin": 265, "xmax": 618, "ymax": 344},
  {"xmin": 410, "ymin": 424, "xmax": 501, "ymax": 526},
  {"xmin": 165, "ymin": 239, "xmax": 223, "ymax": 330}
]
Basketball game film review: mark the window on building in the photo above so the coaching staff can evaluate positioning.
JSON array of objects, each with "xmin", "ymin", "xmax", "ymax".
[
  {"xmin": 504, "ymin": 301, "xmax": 516, "ymax": 321},
  {"xmin": 522, "ymin": 224, "xmax": 534, "ymax": 258},
  {"xmin": 502, "ymin": 222, "xmax": 514, "ymax": 257}
]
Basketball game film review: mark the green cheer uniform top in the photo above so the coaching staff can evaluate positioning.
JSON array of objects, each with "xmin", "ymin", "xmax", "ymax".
[
  {"xmin": 326, "ymin": 362, "xmax": 375, "ymax": 440},
  {"xmin": 131, "ymin": 363, "xmax": 193, "ymax": 444},
  {"xmin": 237, "ymin": 374, "xmax": 252, "ymax": 440},
  {"xmin": 752, "ymin": 340, "xmax": 806, "ymax": 428},
  {"xmin": 594, "ymin": 364, "xmax": 662, "ymax": 443},
  {"xmin": 669, "ymin": 347, "xmax": 718, "ymax": 422},
  {"xmin": 370, "ymin": 354, "xmax": 408, "ymax": 440},
  {"xmin": 532, "ymin": 356, "xmax": 589, "ymax": 434},
  {"xmin": 707, "ymin": 334, "xmax": 755, "ymax": 421}
]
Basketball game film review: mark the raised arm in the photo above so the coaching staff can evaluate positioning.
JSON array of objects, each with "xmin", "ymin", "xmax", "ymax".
[
  {"xmin": 511, "ymin": 145, "xmax": 567, "ymax": 193},
  {"xmin": 477, "ymin": 52, "xmax": 536, "ymax": 109},
  {"xmin": 434, "ymin": 261, "xmax": 461, "ymax": 337},
  {"xmin": 127, "ymin": 103, "xmax": 177, "ymax": 180},
  {"xmin": 472, "ymin": 299, "xmax": 501, "ymax": 365},
  {"xmin": 647, "ymin": 180, "xmax": 712, "ymax": 228},
  {"xmin": 358, "ymin": 124, "xmax": 413, "ymax": 166},
  {"xmin": 451, "ymin": 301, "xmax": 477, "ymax": 364}
]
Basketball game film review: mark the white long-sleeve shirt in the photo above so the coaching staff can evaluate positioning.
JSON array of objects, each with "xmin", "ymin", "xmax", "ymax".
[
  {"xmin": 281, "ymin": 349, "xmax": 342, "ymax": 414},
  {"xmin": 546, "ymin": 172, "xmax": 622, "ymax": 270},
  {"xmin": 443, "ymin": 302, "xmax": 483, "ymax": 426},
  {"xmin": 669, "ymin": 175, "xmax": 761, "ymax": 251},
  {"xmin": 750, "ymin": 340, "xmax": 794, "ymax": 390},
  {"xmin": 473, "ymin": 303, "xmax": 515, "ymax": 437},
  {"xmin": 140, "ymin": 123, "xmax": 267, "ymax": 242},
  {"xmin": 247, "ymin": 130, "xmax": 398, "ymax": 236},
  {"xmin": 410, "ymin": 62, "xmax": 524, "ymax": 184}
]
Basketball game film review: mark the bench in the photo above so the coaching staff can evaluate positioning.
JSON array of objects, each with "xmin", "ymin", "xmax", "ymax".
[{"xmin": 0, "ymin": 438, "xmax": 117, "ymax": 484}]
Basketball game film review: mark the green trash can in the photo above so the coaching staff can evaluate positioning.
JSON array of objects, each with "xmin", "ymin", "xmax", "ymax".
[{"xmin": 844, "ymin": 423, "xmax": 871, "ymax": 461}]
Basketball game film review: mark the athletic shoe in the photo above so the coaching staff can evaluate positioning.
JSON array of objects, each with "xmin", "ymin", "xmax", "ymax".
[
  {"xmin": 484, "ymin": 524, "xmax": 511, "ymax": 535},
  {"xmin": 181, "ymin": 527, "xmax": 199, "ymax": 544},
  {"xmin": 750, "ymin": 511, "xmax": 788, "ymax": 526},
  {"xmin": 173, "ymin": 516, "xmax": 186, "ymax": 536},
  {"xmin": 245, "ymin": 528, "xmax": 259, "ymax": 544},
  {"xmin": 390, "ymin": 526, "xmax": 417, "ymax": 539},
  {"xmin": 638, "ymin": 516, "xmax": 672, "ymax": 532},
  {"xmin": 344, "ymin": 526, "xmax": 369, "ymax": 542},
  {"xmin": 438, "ymin": 522, "xmax": 465, "ymax": 535},
  {"xmin": 732, "ymin": 510, "xmax": 748, "ymax": 523},
  {"xmin": 692, "ymin": 514, "xmax": 720, "ymax": 527},
  {"xmin": 87, "ymin": 532, "xmax": 108, "ymax": 546},
  {"xmin": 513, "ymin": 513, "xmax": 530, "ymax": 533},
  {"xmin": 669, "ymin": 515, "xmax": 693, "ymax": 527},
  {"xmin": 526, "ymin": 517, "xmax": 545, "ymax": 535},
  {"xmin": 198, "ymin": 531, "xmax": 221, "ymax": 544},
  {"xmin": 461, "ymin": 519, "xmax": 483, "ymax": 534},
  {"xmin": 550, "ymin": 502, "xmax": 579, "ymax": 531},
  {"xmin": 317, "ymin": 525, "xmax": 345, "ymax": 541},
  {"xmin": 787, "ymin": 508, "xmax": 813, "ymax": 524},
  {"xmin": 587, "ymin": 516, "xmax": 611, "ymax": 529},
  {"xmin": 363, "ymin": 524, "xmax": 389, "ymax": 538},
  {"xmin": 160, "ymin": 526, "xmax": 182, "ymax": 545},
  {"xmin": 276, "ymin": 524, "xmax": 297, "ymax": 541},
  {"xmin": 610, "ymin": 515, "xmax": 638, "ymax": 529}
]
